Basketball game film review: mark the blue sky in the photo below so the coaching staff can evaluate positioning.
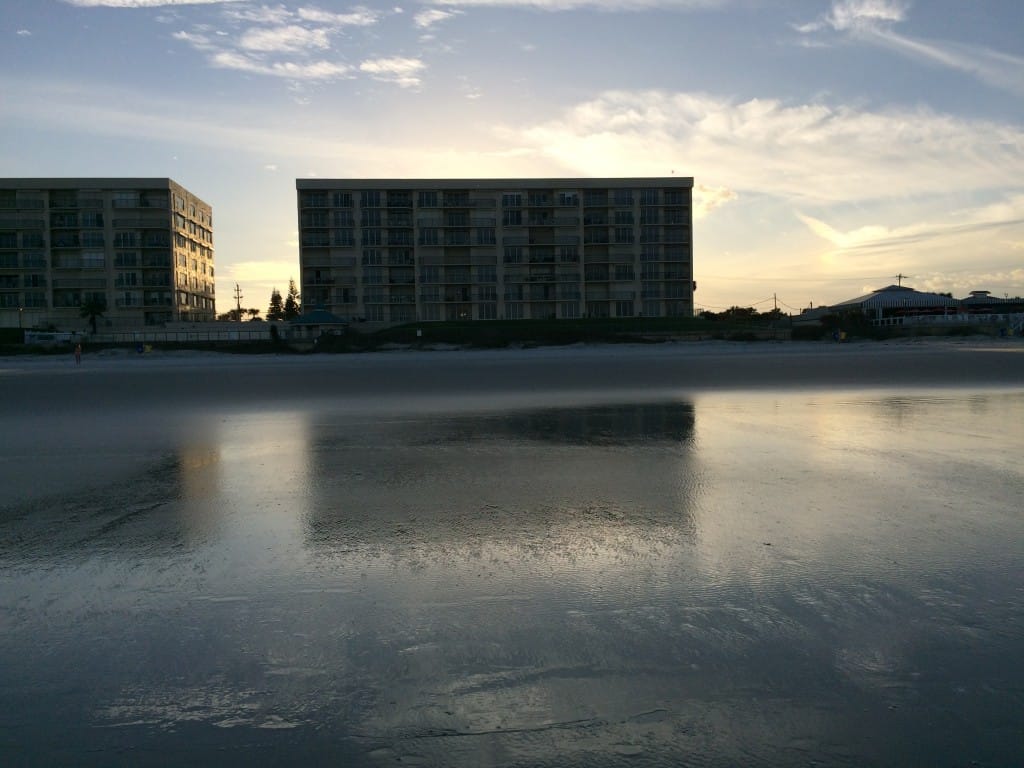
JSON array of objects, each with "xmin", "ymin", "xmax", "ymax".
[{"xmin": 2, "ymin": 0, "xmax": 1022, "ymax": 315}]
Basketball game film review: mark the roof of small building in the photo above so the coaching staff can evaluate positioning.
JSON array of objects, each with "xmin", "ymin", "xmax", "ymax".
[
  {"xmin": 830, "ymin": 285, "xmax": 959, "ymax": 310},
  {"xmin": 289, "ymin": 308, "xmax": 348, "ymax": 326}
]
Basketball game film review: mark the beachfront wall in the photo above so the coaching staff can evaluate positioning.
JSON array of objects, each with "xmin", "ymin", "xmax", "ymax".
[{"xmin": 296, "ymin": 178, "xmax": 695, "ymax": 325}]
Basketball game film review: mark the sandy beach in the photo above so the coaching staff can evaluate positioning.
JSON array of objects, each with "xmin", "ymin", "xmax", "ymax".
[{"xmin": 2, "ymin": 338, "xmax": 1023, "ymax": 415}]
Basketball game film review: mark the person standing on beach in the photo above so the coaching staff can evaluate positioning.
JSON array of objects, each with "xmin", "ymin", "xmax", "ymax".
[{"xmin": 74, "ymin": 343, "xmax": 82, "ymax": 366}]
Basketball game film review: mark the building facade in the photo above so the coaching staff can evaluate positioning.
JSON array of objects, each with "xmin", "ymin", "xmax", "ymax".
[
  {"xmin": 0, "ymin": 178, "xmax": 215, "ymax": 330},
  {"xmin": 297, "ymin": 178, "xmax": 694, "ymax": 324}
]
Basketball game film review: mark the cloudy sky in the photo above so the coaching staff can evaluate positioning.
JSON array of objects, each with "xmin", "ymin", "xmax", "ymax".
[{"xmin": 2, "ymin": 0, "xmax": 1022, "ymax": 314}]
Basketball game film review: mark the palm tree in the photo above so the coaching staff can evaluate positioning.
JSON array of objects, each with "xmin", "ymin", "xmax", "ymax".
[{"xmin": 79, "ymin": 296, "xmax": 107, "ymax": 334}]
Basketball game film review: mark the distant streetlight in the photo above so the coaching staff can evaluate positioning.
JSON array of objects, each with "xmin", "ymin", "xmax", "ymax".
[{"xmin": 18, "ymin": 306, "xmax": 23, "ymax": 329}]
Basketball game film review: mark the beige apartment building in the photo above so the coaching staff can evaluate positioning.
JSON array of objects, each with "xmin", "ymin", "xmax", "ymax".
[
  {"xmin": 296, "ymin": 178, "xmax": 694, "ymax": 324},
  {"xmin": 0, "ymin": 178, "xmax": 215, "ymax": 330}
]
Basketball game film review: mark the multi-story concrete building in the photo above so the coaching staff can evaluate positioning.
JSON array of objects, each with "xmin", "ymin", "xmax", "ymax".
[
  {"xmin": 0, "ymin": 178, "xmax": 215, "ymax": 330},
  {"xmin": 296, "ymin": 178, "xmax": 694, "ymax": 324}
]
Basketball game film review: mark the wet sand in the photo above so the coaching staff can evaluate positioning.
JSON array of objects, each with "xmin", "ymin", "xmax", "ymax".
[
  {"xmin": 2, "ymin": 339, "xmax": 1023, "ymax": 766},
  {"xmin": 2, "ymin": 338, "xmax": 1023, "ymax": 413}
]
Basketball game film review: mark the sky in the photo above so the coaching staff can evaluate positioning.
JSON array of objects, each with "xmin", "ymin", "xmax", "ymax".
[{"xmin": 2, "ymin": 0, "xmax": 1022, "ymax": 315}]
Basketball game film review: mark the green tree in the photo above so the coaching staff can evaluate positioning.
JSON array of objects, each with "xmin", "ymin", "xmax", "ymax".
[
  {"xmin": 283, "ymin": 279, "xmax": 301, "ymax": 320},
  {"xmin": 79, "ymin": 296, "xmax": 107, "ymax": 334},
  {"xmin": 267, "ymin": 288, "xmax": 285, "ymax": 321}
]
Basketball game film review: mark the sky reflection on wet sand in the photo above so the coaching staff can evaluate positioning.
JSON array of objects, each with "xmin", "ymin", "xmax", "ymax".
[{"xmin": 2, "ymin": 355, "xmax": 1023, "ymax": 767}]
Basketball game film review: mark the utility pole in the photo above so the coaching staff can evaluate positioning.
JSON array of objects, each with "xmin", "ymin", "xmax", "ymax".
[
  {"xmin": 233, "ymin": 283, "xmax": 243, "ymax": 321},
  {"xmin": 896, "ymin": 273, "xmax": 906, "ymax": 287}
]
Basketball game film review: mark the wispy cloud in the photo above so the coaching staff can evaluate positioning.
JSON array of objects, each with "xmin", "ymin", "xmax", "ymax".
[
  {"xmin": 430, "ymin": 0, "xmax": 727, "ymax": 9},
  {"xmin": 506, "ymin": 90, "xmax": 1024, "ymax": 204},
  {"xmin": 795, "ymin": 0, "xmax": 1024, "ymax": 96},
  {"xmin": 166, "ymin": 4, "xmax": 402, "ymax": 84},
  {"xmin": 238, "ymin": 25, "xmax": 331, "ymax": 53},
  {"xmin": 414, "ymin": 9, "xmax": 461, "ymax": 29},
  {"xmin": 297, "ymin": 7, "xmax": 379, "ymax": 27},
  {"xmin": 210, "ymin": 51, "xmax": 352, "ymax": 79},
  {"xmin": 359, "ymin": 57, "xmax": 425, "ymax": 87},
  {"xmin": 62, "ymin": 0, "xmax": 245, "ymax": 6},
  {"xmin": 16, "ymin": 29, "xmax": 32, "ymax": 36}
]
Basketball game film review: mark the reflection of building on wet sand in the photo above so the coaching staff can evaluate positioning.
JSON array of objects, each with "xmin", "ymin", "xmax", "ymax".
[{"xmin": 300, "ymin": 402, "xmax": 700, "ymax": 565}]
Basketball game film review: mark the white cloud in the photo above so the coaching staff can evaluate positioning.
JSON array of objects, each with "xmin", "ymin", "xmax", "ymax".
[
  {"xmin": 359, "ymin": 57, "xmax": 425, "ymax": 87},
  {"xmin": 693, "ymin": 184, "xmax": 737, "ymax": 220},
  {"xmin": 62, "ymin": 0, "xmax": 245, "ymax": 6},
  {"xmin": 16, "ymin": 29, "xmax": 32, "ymax": 36},
  {"xmin": 297, "ymin": 7, "xmax": 380, "ymax": 27},
  {"xmin": 211, "ymin": 51, "xmax": 351, "ymax": 79},
  {"xmin": 505, "ymin": 90, "xmax": 1024, "ymax": 204},
  {"xmin": 223, "ymin": 6, "xmax": 293, "ymax": 24},
  {"xmin": 238, "ymin": 25, "xmax": 331, "ymax": 53},
  {"xmin": 798, "ymin": 195, "xmax": 1024, "ymax": 252},
  {"xmin": 414, "ymin": 9, "xmax": 461, "ymax": 29},
  {"xmin": 430, "ymin": 0, "xmax": 726, "ymax": 8},
  {"xmin": 827, "ymin": 0, "xmax": 907, "ymax": 31}
]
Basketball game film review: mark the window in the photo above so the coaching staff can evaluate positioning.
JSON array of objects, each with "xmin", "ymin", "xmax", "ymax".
[
  {"xmin": 0, "ymin": 232, "xmax": 16, "ymax": 249},
  {"xmin": 360, "ymin": 190, "xmax": 382, "ymax": 207},
  {"xmin": 478, "ymin": 285, "xmax": 497, "ymax": 301},
  {"xmin": 613, "ymin": 189, "xmax": 633, "ymax": 206},
  {"xmin": 476, "ymin": 228, "xmax": 496, "ymax": 245},
  {"xmin": 332, "ymin": 229, "xmax": 355, "ymax": 247},
  {"xmin": 664, "ymin": 189, "xmax": 686, "ymax": 205},
  {"xmin": 640, "ymin": 226, "xmax": 660, "ymax": 243},
  {"xmin": 24, "ymin": 291, "xmax": 46, "ymax": 308},
  {"xmin": 419, "ymin": 228, "xmax": 440, "ymax": 246},
  {"xmin": 614, "ymin": 265, "xmax": 635, "ymax": 281},
  {"xmin": 614, "ymin": 211, "xmax": 634, "ymax": 225},
  {"xmin": 502, "ymin": 210, "xmax": 523, "ymax": 226},
  {"xmin": 557, "ymin": 192, "xmax": 579, "ymax": 207},
  {"xmin": 478, "ymin": 303, "xmax": 497, "ymax": 320},
  {"xmin": 22, "ymin": 232, "xmax": 44, "ymax": 248},
  {"xmin": 362, "ymin": 249, "xmax": 383, "ymax": 265},
  {"xmin": 504, "ymin": 246, "xmax": 523, "ymax": 264},
  {"xmin": 506, "ymin": 302, "xmax": 524, "ymax": 320},
  {"xmin": 614, "ymin": 227, "xmax": 634, "ymax": 244},
  {"xmin": 303, "ymin": 210, "xmax": 328, "ymax": 227},
  {"xmin": 332, "ymin": 191, "xmax": 353, "ymax": 208},
  {"xmin": 664, "ymin": 208, "xmax": 687, "ymax": 224},
  {"xmin": 641, "ymin": 263, "xmax": 660, "ymax": 280},
  {"xmin": 387, "ymin": 191, "xmax": 412, "ymax": 208},
  {"xmin": 557, "ymin": 246, "xmax": 578, "ymax": 263},
  {"xmin": 560, "ymin": 302, "xmax": 580, "ymax": 319},
  {"xmin": 82, "ymin": 251, "xmax": 105, "ymax": 269},
  {"xmin": 113, "ymin": 191, "xmax": 140, "ymax": 208},
  {"xmin": 116, "ymin": 272, "xmax": 138, "ymax": 287},
  {"xmin": 502, "ymin": 193, "xmax": 522, "ymax": 208},
  {"xmin": 81, "ymin": 212, "xmax": 104, "ymax": 227},
  {"xmin": 476, "ymin": 265, "xmax": 496, "ymax": 283},
  {"xmin": 420, "ymin": 266, "xmax": 440, "ymax": 283},
  {"xmin": 643, "ymin": 300, "xmax": 661, "ymax": 316},
  {"xmin": 362, "ymin": 228, "xmax": 382, "ymax": 246},
  {"xmin": 640, "ymin": 189, "xmax": 659, "ymax": 205},
  {"xmin": 418, "ymin": 191, "xmax": 439, "ymax": 208}
]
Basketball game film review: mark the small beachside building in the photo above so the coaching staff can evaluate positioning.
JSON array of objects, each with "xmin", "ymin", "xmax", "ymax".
[
  {"xmin": 289, "ymin": 307, "xmax": 349, "ymax": 341},
  {"xmin": 827, "ymin": 285, "xmax": 960, "ymax": 325}
]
